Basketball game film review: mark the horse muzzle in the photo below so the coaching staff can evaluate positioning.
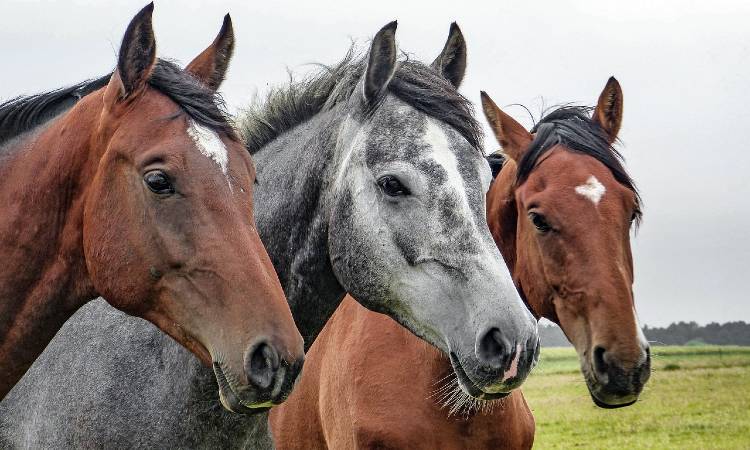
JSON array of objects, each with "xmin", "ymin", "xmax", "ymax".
[
  {"xmin": 585, "ymin": 345, "xmax": 651, "ymax": 408},
  {"xmin": 212, "ymin": 343, "xmax": 304, "ymax": 414}
]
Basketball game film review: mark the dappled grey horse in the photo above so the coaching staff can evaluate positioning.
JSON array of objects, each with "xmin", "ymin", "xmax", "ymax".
[{"xmin": 0, "ymin": 22, "xmax": 538, "ymax": 449}]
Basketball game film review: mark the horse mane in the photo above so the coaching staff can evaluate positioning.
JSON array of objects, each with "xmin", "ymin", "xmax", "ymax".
[
  {"xmin": 0, "ymin": 75, "xmax": 110, "ymax": 144},
  {"xmin": 517, "ymin": 106, "xmax": 642, "ymax": 224},
  {"xmin": 239, "ymin": 47, "xmax": 482, "ymax": 154},
  {"xmin": 149, "ymin": 60, "xmax": 237, "ymax": 140},
  {"xmin": 0, "ymin": 59, "xmax": 236, "ymax": 147}
]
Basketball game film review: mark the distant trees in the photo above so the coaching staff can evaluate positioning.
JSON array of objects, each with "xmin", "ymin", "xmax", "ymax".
[
  {"xmin": 540, "ymin": 321, "xmax": 750, "ymax": 347},
  {"xmin": 643, "ymin": 321, "xmax": 750, "ymax": 346}
]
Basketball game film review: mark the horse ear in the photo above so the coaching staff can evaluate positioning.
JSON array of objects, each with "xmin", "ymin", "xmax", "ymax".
[
  {"xmin": 431, "ymin": 22, "xmax": 466, "ymax": 88},
  {"xmin": 363, "ymin": 21, "xmax": 398, "ymax": 104},
  {"xmin": 186, "ymin": 14, "xmax": 235, "ymax": 91},
  {"xmin": 592, "ymin": 76, "xmax": 623, "ymax": 144},
  {"xmin": 480, "ymin": 91, "xmax": 532, "ymax": 162},
  {"xmin": 107, "ymin": 3, "xmax": 156, "ymax": 101}
]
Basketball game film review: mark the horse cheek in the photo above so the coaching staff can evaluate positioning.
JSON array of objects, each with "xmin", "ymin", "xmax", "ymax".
[{"xmin": 82, "ymin": 167, "xmax": 153, "ymax": 314}]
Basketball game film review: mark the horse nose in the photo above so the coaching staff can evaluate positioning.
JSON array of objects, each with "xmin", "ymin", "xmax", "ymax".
[
  {"xmin": 245, "ymin": 341, "xmax": 305, "ymax": 402},
  {"xmin": 245, "ymin": 341, "xmax": 280, "ymax": 390},
  {"xmin": 592, "ymin": 345, "xmax": 651, "ymax": 389},
  {"xmin": 476, "ymin": 327, "xmax": 509, "ymax": 369}
]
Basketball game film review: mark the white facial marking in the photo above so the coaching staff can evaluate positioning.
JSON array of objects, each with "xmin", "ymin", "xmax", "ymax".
[
  {"xmin": 423, "ymin": 119, "xmax": 528, "ymax": 325},
  {"xmin": 502, "ymin": 344, "xmax": 522, "ymax": 382},
  {"xmin": 187, "ymin": 119, "xmax": 229, "ymax": 176},
  {"xmin": 424, "ymin": 119, "xmax": 476, "ymax": 228},
  {"xmin": 575, "ymin": 175, "xmax": 606, "ymax": 205},
  {"xmin": 423, "ymin": 119, "xmax": 521, "ymax": 305}
]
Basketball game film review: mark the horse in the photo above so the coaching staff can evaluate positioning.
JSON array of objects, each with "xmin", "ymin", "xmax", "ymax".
[
  {"xmin": 268, "ymin": 78, "xmax": 651, "ymax": 449},
  {"xmin": 0, "ymin": 22, "xmax": 538, "ymax": 449},
  {"xmin": 0, "ymin": 3, "xmax": 305, "ymax": 410}
]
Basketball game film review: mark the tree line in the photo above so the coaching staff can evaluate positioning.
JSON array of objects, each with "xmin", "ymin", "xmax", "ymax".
[{"xmin": 539, "ymin": 321, "xmax": 750, "ymax": 347}]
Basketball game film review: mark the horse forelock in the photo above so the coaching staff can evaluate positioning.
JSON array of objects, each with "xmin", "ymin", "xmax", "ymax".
[
  {"xmin": 240, "ymin": 46, "xmax": 482, "ymax": 155},
  {"xmin": 148, "ymin": 59, "xmax": 237, "ymax": 141},
  {"xmin": 517, "ymin": 105, "xmax": 642, "ymax": 225}
]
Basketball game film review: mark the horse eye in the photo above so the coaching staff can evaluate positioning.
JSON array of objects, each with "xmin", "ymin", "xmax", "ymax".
[
  {"xmin": 529, "ymin": 212, "xmax": 552, "ymax": 233},
  {"xmin": 377, "ymin": 175, "xmax": 410, "ymax": 197},
  {"xmin": 144, "ymin": 170, "xmax": 174, "ymax": 195}
]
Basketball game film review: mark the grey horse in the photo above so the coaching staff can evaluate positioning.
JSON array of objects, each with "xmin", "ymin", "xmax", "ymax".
[{"xmin": 0, "ymin": 22, "xmax": 539, "ymax": 449}]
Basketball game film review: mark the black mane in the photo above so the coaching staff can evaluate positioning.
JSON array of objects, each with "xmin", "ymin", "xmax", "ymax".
[
  {"xmin": 517, "ymin": 106, "xmax": 642, "ymax": 223},
  {"xmin": 240, "ymin": 48, "xmax": 482, "ymax": 153},
  {"xmin": 0, "ymin": 75, "xmax": 110, "ymax": 144},
  {"xmin": 0, "ymin": 59, "xmax": 236, "ymax": 146}
]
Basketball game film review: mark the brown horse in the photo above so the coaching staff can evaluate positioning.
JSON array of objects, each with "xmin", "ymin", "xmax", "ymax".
[
  {"xmin": 0, "ymin": 4, "xmax": 304, "ymax": 411},
  {"xmin": 270, "ymin": 78, "xmax": 650, "ymax": 448}
]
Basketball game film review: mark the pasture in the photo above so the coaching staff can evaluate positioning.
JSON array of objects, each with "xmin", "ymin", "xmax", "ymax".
[{"xmin": 523, "ymin": 346, "xmax": 750, "ymax": 449}]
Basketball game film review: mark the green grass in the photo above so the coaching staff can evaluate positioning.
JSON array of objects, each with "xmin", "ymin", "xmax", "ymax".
[{"xmin": 524, "ymin": 346, "xmax": 750, "ymax": 449}]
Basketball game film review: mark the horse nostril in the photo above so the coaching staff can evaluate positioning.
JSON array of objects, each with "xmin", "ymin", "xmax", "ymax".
[
  {"xmin": 593, "ymin": 345, "xmax": 609, "ymax": 375},
  {"xmin": 246, "ymin": 342, "xmax": 280, "ymax": 390},
  {"xmin": 477, "ymin": 327, "xmax": 507, "ymax": 369}
]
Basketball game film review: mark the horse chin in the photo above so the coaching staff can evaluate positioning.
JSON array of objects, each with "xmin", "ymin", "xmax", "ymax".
[
  {"xmin": 212, "ymin": 362, "xmax": 273, "ymax": 415},
  {"xmin": 589, "ymin": 391, "xmax": 638, "ymax": 409},
  {"xmin": 449, "ymin": 352, "xmax": 511, "ymax": 401},
  {"xmin": 582, "ymin": 366, "xmax": 640, "ymax": 409}
]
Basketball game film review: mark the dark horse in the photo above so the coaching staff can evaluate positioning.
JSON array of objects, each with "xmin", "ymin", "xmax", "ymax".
[
  {"xmin": 0, "ymin": 22, "xmax": 538, "ymax": 448},
  {"xmin": 269, "ymin": 78, "xmax": 651, "ymax": 449},
  {"xmin": 0, "ymin": 4, "xmax": 304, "ymax": 411}
]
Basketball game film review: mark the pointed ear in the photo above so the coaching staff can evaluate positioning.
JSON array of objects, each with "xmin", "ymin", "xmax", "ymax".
[
  {"xmin": 480, "ymin": 91, "xmax": 533, "ymax": 162},
  {"xmin": 106, "ymin": 3, "xmax": 156, "ymax": 102},
  {"xmin": 363, "ymin": 21, "xmax": 398, "ymax": 104},
  {"xmin": 186, "ymin": 14, "xmax": 235, "ymax": 91},
  {"xmin": 592, "ymin": 76, "xmax": 623, "ymax": 144},
  {"xmin": 431, "ymin": 22, "xmax": 467, "ymax": 88}
]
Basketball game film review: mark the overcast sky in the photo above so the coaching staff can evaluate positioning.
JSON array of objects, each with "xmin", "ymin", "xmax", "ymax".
[{"xmin": 2, "ymin": 0, "xmax": 748, "ymax": 326}]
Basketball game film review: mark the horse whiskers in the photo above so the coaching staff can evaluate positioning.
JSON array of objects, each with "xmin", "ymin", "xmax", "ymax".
[
  {"xmin": 431, "ymin": 370, "xmax": 456, "ymax": 387},
  {"xmin": 428, "ymin": 380, "xmax": 458, "ymax": 404},
  {"xmin": 428, "ymin": 373, "xmax": 498, "ymax": 419}
]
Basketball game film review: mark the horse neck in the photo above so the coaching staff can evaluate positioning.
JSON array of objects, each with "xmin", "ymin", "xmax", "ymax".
[
  {"xmin": 252, "ymin": 108, "xmax": 347, "ymax": 348},
  {"xmin": 0, "ymin": 96, "xmax": 101, "ymax": 398}
]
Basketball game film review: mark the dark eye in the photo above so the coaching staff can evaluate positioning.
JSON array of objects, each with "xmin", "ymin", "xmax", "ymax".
[
  {"xmin": 144, "ymin": 170, "xmax": 174, "ymax": 195},
  {"xmin": 377, "ymin": 175, "xmax": 410, "ymax": 197},
  {"xmin": 529, "ymin": 212, "xmax": 552, "ymax": 233}
]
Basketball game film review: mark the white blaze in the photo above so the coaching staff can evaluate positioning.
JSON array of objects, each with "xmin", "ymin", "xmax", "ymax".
[
  {"xmin": 575, "ymin": 175, "xmax": 606, "ymax": 205},
  {"xmin": 424, "ymin": 119, "xmax": 476, "ymax": 227},
  {"xmin": 187, "ymin": 119, "xmax": 229, "ymax": 176}
]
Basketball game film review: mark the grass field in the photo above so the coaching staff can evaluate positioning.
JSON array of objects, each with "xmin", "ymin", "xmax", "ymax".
[{"xmin": 523, "ymin": 346, "xmax": 750, "ymax": 449}]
